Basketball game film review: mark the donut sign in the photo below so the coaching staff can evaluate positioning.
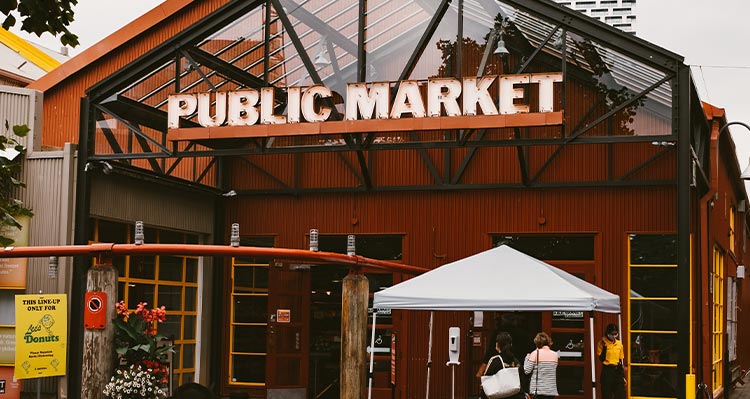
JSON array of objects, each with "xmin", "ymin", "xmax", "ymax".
[{"xmin": 84, "ymin": 292, "xmax": 107, "ymax": 330}]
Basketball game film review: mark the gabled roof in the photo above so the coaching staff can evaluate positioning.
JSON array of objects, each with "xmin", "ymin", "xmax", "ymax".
[
  {"xmin": 27, "ymin": 0, "xmax": 194, "ymax": 92},
  {"xmin": 0, "ymin": 28, "xmax": 64, "ymax": 83}
]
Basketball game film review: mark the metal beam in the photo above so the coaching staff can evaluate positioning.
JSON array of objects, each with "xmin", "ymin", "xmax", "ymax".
[
  {"xmin": 530, "ymin": 73, "xmax": 673, "ymax": 183},
  {"xmin": 676, "ymin": 63, "xmax": 691, "ymax": 399},
  {"xmin": 229, "ymin": 178, "xmax": 676, "ymax": 196},
  {"xmin": 87, "ymin": 0, "xmax": 266, "ymax": 101},
  {"xmin": 397, "ymin": 0, "xmax": 452, "ymax": 82},
  {"xmin": 185, "ymin": 46, "xmax": 284, "ymax": 98},
  {"xmin": 95, "ymin": 103, "xmax": 171, "ymax": 154},
  {"xmin": 502, "ymin": 0, "xmax": 683, "ymax": 72}
]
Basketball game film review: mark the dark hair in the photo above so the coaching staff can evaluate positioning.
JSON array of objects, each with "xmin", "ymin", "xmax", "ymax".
[
  {"xmin": 605, "ymin": 324, "xmax": 618, "ymax": 334},
  {"xmin": 496, "ymin": 331, "xmax": 513, "ymax": 351},
  {"xmin": 533, "ymin": 332, "xmax": 552, "ymax": 348}
]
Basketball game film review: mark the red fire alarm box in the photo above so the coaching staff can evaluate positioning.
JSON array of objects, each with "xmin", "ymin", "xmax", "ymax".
[{"xmin": 84, "ymin": 291, "xmax": 107, "ymax": 329}]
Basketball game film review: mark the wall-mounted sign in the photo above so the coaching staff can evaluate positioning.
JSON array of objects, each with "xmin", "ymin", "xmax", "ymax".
[
  {"xmin": 276, "ymin": 309, "xmax": 290, "ymax": 323},
  {"xmin": 0, "ymin": 328, "xmax": 14, "ymax": 365},
  {"xmin": 14, "ymin": 294, "xmax": 67, "ymax": 379},
  {"xmin": 0, "ymin": 366, "xmax": 20, "ymax": 399},
  {"xmin": 0, "ymin": 215, "xmax": 30, "ymax": 289},
  {"xmin": 552, "ymin": 311, "xmax": 584, "ymax": 320},
  {"xmin": 84, "ymin": 292, "xmax": 107, "ymax": 330},
  {"xmin": 167, "ymin": 74, "xmax": 563, "ymax": 141}
]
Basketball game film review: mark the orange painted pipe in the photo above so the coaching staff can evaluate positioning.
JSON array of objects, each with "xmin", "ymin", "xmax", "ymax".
[{"xmin": 0, "ymin": 243, "xmax": 428, "ymax": 274}]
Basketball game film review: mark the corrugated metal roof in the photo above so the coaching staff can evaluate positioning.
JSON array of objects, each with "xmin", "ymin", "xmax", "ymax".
[{"xmin": 0, "ymin": 28, "xmax": 65, "ymax": 81}]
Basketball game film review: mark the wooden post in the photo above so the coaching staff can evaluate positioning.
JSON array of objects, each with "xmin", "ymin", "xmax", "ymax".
[
  {"xmin": 81, "ymin": 265, "xmax": 117, "ymax": 399},
  {"xmin": 341, "ymin": 272, "xmax": 369, "ymax": 399}
]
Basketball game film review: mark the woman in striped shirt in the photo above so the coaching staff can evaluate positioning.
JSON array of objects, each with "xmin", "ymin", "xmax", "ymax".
[{"xmin": 524, "ymin": 332, "xmax": 558, "ymax": 399}]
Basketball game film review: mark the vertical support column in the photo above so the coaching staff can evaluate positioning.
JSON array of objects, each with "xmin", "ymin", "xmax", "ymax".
[
  {"xmin": 69, "ymin": 97, "xmax": 94, "ymax": 399},
  {"xmin": 80, "ymin": 264, "xmax": 117, "ymax": 399},
  {"xmin": 341, "ymin": 271, "xmax": 369, "ymax": 399},
  {"xmin": 677, "ymin": 63, "xmax": 692, "ymax": 399}
]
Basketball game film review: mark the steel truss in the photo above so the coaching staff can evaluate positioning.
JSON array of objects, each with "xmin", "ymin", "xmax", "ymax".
[{"xmin": 81, "ymin": 0, "xmax": 703, "ymax": 196}]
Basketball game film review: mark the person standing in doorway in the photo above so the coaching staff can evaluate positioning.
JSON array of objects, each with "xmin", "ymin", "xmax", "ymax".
[
  {"xmin": 596, "ymin": 324, "xmax": 626, "ymax": 399},
  {"xmin": 524, "ymin": 332, "xmax": 558, "ymax": 399}
]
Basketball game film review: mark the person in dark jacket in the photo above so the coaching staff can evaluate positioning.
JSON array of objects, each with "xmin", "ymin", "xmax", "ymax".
[{"xmin": 481, "ymin": 332, "xmax": 525, "ymax": 399}]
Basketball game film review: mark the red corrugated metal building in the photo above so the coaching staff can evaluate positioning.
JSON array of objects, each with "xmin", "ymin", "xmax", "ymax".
[{"xmin": 25, "ymin": 1, "xmax": 750, "ymax": 398}]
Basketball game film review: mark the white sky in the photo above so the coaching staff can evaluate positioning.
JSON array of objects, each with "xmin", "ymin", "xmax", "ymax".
[{"xmin": 10, "ymin": 0, "xmax": 750, "ymax": 177}]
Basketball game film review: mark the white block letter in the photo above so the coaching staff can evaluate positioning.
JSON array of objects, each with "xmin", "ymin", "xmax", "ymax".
[
  {"xmin": 227, "ymin": 90, "xmax": 259, "ymax": 126},
  {"xmin": 345, "ymin": 82, "xmax": 390, "ymax": 120},
  {"xmin": 390, "ymin": 80, "xmax": 426, "ymax": 119},
  {"xmin": 427, "ymin": 78, "xmax": 462, "ymax": 117},
  {"xmin": 462, "ymin": 76, "xmax": 498, "ymax": 116},
  {"xmin": 168, "ymin": 94, "xmax": 197, "ymax": 129}
]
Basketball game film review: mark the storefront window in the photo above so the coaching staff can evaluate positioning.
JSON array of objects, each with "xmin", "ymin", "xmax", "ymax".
[
  {"xmin": 628, "ymin": 233, "xmax": 679, "ymax": 399},
  {"xmin": 93, "ymin": 219, "xmax": 201, "ymax": 389},
  {"xmin": 712, "ymin": 246, "xmax": 724, "ymax": 393}
]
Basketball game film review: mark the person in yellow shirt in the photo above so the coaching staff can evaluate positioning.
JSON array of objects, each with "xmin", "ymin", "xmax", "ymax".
[{"xmin": 596, "ymin": 324, "xmax": 626, "ymax": 399}]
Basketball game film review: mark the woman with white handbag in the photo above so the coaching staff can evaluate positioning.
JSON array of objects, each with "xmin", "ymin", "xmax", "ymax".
[{"xmin": 481, "ymin": 332, "xmax": 526, "ymax": 399}]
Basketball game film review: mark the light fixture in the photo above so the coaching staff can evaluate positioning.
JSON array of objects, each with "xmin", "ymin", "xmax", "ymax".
[
  {"xmin": 742, "ymin": 158, "xmax": 750, "ymax": 180},
  {"xmin": 134, "ymin": 221, "xmax": 144, "ymax": 245},
  {"xmin": 314, "ymin": 35, "xmax": 331, "ymax": 66},
  {"xmin": 230, "ymin": 223, "xmax": 240, "ymax": 247},
  {"xmin": 494, "ymin": 37, "xmax": 509, "ymax": 56},
  {"xmin": 309, "ymin": 228, "xmax": 319, "ymax": 252},
  {"xmin": 222, "ymin": 190, "xmax": 237, "ymax": 197},
  {"xmin": 718, "ymin": 121, "xmax": 750, "ymax": 180},
  {"xmin": 48, "ymin": 256, "xmax": 58, "ymax": 279},
  {"xmin": 347, "ymin": 234, "xmax": 356, "ymax": 256},
  {"xmin": 101, "ymin": 161, "xmax": 114, "ymax": 175}
]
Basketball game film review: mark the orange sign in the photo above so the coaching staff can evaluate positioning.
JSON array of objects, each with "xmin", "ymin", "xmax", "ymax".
[
  {"xmin": 276, "ymin": 309, "xmax": 290, "ymax": 323},
  {"xmin": 84, "ymin": 292, "xmax": 107, "ymax": 330},
  {"xmin": 0, "ymin": 215, "xmax": 29, "ymax": 289},
  {"xmin": 0, "ymin": 366, "xmax": 21, "ymax": 399}
]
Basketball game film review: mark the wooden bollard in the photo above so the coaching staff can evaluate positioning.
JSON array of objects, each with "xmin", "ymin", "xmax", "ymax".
[
  {"xmin": 340, "ymin": 272, "xmax": 369, "ymax": 399},
  {"xmin": 81, "ymin": 265, "xmax": 117, "ymax": 399}
]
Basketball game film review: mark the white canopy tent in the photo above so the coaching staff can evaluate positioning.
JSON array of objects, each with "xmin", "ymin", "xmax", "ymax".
[{"xmin": 368, "ymin": 245, "xmax": 621, "ymax": 399}]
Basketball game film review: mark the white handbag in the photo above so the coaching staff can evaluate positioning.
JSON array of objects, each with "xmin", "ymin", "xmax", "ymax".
[{"xmin": 480, "ymin": 355, "xmax": 521, "ymax": 399}]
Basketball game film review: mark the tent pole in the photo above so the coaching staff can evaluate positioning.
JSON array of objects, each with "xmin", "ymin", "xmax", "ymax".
[
  {"xmin": 590, "ymin": 311, "xmax": 597, "ymax": 399},
  {"xmin": 368, "ymin": 311, "xmax": 378, "ymax": 399},
  {"xmin": 426, "ymin": 311, "xmax": 434, "ymax": 399}
]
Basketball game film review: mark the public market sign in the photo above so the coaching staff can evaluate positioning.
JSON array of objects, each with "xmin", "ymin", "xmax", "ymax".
[
  {"xmin": 166, "ymin": 74, "xmax": 563, "ymax": 140},
  {"xmin": 14, "ymin": 294, "xmax": 67, "ymax": 379}
]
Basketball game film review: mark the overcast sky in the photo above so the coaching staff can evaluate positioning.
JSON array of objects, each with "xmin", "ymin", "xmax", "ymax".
[{"xmin": 11, "ymin": 0, "xmax": 750, "ymax": 172}]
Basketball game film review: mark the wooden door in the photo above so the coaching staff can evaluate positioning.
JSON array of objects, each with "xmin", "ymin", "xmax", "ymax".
[
  {"xmin": 266, "ymin": 262, "xmax": 310, "ymax": 398},
  {"xmin": 542, "ymin": 261, "xmax": 595, "ymax": 399}
]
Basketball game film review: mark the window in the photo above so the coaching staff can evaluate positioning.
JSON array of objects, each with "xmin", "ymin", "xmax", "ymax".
[
  {"xmin": 728, "ymin": 277, "xmax": 737, "ymax": 362},
  {"xmin": 730, "ymin": 207, "xmax": 736, "ymax": 254},
  {"xmin": 628, "ymin": 234, "xmax": 679, "ymax": 399},
  {"xmin": 94, "ymin": 219, "xmax": 201, "ymax": 388},
  {"xmin": 493, "ymin": 235, "xmax": 594, "ymax": 260},
  {"xmin": 712, "ymin": 247, "xmax": 724, "ymax": 392}
]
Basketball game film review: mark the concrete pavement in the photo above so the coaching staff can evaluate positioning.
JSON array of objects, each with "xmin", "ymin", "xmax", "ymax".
[{"xmin": 730, "ymin": 381, "xmax": 750, "ymax": 399}]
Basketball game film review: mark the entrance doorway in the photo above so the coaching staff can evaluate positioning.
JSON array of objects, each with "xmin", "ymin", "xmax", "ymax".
[{"xmin": 309, "ymin": 265, "xmax": 348, "ymax": 399}]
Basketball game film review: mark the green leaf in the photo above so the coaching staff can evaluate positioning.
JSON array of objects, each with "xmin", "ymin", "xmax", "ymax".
[{"xmin": 11, "ymin": 124, "xmax": 29, "ymax": 137}]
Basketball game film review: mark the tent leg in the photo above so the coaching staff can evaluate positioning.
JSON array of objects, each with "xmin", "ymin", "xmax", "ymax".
[
  {"xmin": 368, "ymin": 312, "xmax": 377, "ymax": 399},
  {"xmin": 590, "ymin": 311, "xmax": 597, "ymax": 399},
  {"xmin": 426, "ymin": 311, "xmax": 434, "ymax": 399}
]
